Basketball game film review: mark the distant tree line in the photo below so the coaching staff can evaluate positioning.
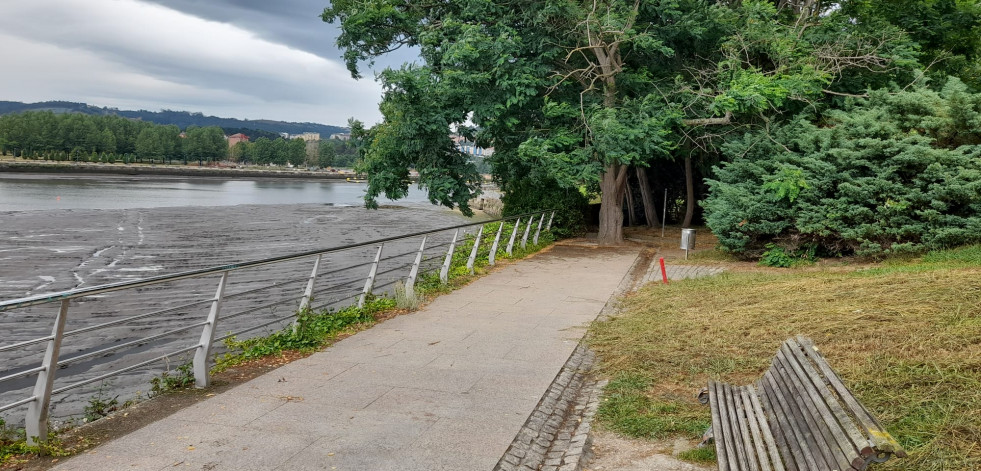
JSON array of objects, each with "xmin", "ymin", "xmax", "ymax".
[
  {"xmin": 316, "ymin": 138, "xmax": 359, "ymax": 168},
  {"xmin": 0, "ymin": 111, "xmax": 324, "ymax": 166},
  {"xmin": 229, "ymin": 137, "xmax": 307, "ymax": 167},
  {"xmin": 0, "ymin": 101, "xmax": 348, "ymax": 137}
]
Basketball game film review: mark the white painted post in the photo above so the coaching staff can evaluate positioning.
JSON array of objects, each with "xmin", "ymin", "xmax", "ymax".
[
  {"xmin": 358, "ymin": 245, "xmax": 384, "ymax": 308},
  {"xmin": 405, "ymin": 236, "xmax": 427, "ymax": 298},
  {"xmin": 488, "ymin": 222, "xmax": 505, "ymax": 266},
  {"xmin": 532, "ymin": 213, "xmax": 545, "ymax": 245},
  {"xmin": 298, "ymin": 254, "xmax": 322, "ymax": 312},
  {"xmin": 466, "ymin": 226, "xmax": 484, "ymax": 274},
  {"xmin": 521, "ymin": 215, "xmax": 533, "ymax": 249},
  {"xmin": 194, "ymin": 271, "xmax": 228, "ymax": 388},
  {"xmin": 505, "ymin": 218, "xmax": 521, "ymax": 256},
  {"xmin": 25, "ymin": 300, "xmax": 69, "ymax": 445},
  {"xmin": 440, "ymin": 229, "xmax": 459, "ymax": 283},
  {"xmin": 546, "ymin": 211, "xmax": 555, "ymax": 231}
]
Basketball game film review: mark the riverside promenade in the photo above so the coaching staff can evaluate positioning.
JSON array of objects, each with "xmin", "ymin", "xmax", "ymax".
[{"xmin": 53, "ymin": 244, "xmax": 640, "ymax": 471}]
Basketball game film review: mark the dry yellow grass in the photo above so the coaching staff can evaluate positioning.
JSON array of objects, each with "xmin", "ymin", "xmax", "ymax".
[{"xmin": 589, "ymin": 253, "xmax": 981, "ymax": 470}]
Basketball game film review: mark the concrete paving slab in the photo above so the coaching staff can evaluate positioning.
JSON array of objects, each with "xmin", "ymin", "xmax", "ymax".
[{"xmin": 53, "ymin": 245, "xmax": 639, "ymax": 471}]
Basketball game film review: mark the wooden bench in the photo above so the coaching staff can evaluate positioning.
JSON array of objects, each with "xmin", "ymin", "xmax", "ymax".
[{"xmin": 698, "ymin": 336, "xmax": 906, "ymax": 471}]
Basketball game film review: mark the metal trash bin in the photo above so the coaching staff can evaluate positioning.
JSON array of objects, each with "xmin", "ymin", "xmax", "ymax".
[{"xmin": 681, "ymin": 228, "xmax": 696, "ymax": 250}]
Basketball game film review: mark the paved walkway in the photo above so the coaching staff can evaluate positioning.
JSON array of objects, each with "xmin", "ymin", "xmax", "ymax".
[{"xmin": 55, "ymin": 245, "xmax": 640, "ymax": 471}]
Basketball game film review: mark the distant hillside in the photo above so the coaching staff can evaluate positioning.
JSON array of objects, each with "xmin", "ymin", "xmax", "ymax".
[{"xmin": 0, "ymin": 101, "xmax": 347, "ymax": 137}]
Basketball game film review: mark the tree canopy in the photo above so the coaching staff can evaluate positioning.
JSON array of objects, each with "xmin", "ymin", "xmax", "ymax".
[{"xmin": 324, "ymin": 0, "xmax": 978, "ymax": 245}]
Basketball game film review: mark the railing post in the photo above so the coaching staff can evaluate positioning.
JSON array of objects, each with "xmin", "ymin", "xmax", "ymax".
[
  {"xmin": 405, "ymin": 236, "xmax": 427, "ymax": 299},
  {"xmin": 297, "ymin": 254, "xmax": 322, "ymax": 312},
  {"xmin": 546, "ymin": 211, "xmax": 555, "ymax": 231},
  {"xmin": 440, "ymin": 229, "xmax": 459, "ymax": 283},
  {"xmin": 466, "ymin": 226, "xmax": 484, "ymax": 274},
  {"xmin": 194, "ymin": 271, "xmax": 228, "ymax": 388},
  {"xmin": 521, "ymin": 215, "xmax": 533, "ymax": 249},
  {"xmin": 533, "ymin": 213, "xmax": 546, "ymax": 246},
  {"xmin": 358, "ymin": 245, "xmax": 383, "ymax": 308},
  {"xmin": 505, "ymin": 218, "xmax": 521, "ymax": 256},
  {"xmin": 488, "ymin": 221, "xmax": 505, "ymax": 266},
  {"xmin": 25, "ymin": 299, "xmax": 69, "ymax": 445}
]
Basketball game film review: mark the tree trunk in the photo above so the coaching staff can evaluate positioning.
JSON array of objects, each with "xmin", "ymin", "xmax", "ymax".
[
  {"xmin": 624, "ymin": 181, "xmax": 636, "ymax": 227},
  {"xmin": 683, "ymin": 154, "xmax": 695, "ymax": 228},
  {"xmin": 636, "ymin": 167, "xmax": 658, "ymax": 227},
  {"xmin": 598, "ymin": 163, "xmax": 627, "ymax": 245}
]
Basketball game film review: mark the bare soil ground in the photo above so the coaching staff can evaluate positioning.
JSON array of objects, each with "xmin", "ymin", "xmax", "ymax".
[{"xmin": 585, "ymin": 430, "xmax": 712, "ymax": 471}]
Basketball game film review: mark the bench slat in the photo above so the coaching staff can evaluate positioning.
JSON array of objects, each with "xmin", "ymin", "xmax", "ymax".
[
  {"xmin": 710, "ymin": 381, "xmax": 735, "ymax": 471},
  {"xmin": 795, "ymin": 337, "xmax": 907, "ymax": 458},
  {"xmin": 755, "ymin": 379, "xmax": 799, "ymax": 471},
  {"xmin": 733, "ymin": 384, "xmax": 762, "ymax": 471},
  {"xmin": 762, "ymin": 371, "xmax": 826, "ymax": 470},
  {"xmin": 724, "ymin": 383, "xmax": 753, "ymax": 470},
  {"xmin": 741, "ymin": 385, "xmax": 776, "ymax": 471},
  {"xmin": 746, "ymin": 384, "xmax": 786, "ymax": 471},
  {"xmin": 773, "ymin": 348, "xmax": 858, "ymax": 470},
  {"xmin": 783, "ymin": 338, "xmax": 873, "ymax": 466}
]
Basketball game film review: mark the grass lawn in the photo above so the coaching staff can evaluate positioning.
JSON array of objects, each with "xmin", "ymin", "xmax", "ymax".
[{"xmin": 589, "ymin": 245, "xmax": 981, "ymax": 470}]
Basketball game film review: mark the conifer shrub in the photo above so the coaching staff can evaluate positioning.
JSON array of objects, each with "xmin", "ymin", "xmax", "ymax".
[{"xmin": 704, "ymin": 79, "xmax": 981, "ymax": 258}]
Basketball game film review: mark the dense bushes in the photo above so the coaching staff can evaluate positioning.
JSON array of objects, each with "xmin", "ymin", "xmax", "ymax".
[{"xmin": 704, "ymin": 79, "xmax": 981, "ymax": 257}]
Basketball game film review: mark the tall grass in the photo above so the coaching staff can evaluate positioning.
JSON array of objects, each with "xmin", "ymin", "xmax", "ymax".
[{"xmin": 589, "ymin": 245, "xmax": 981, "ymax": 470}]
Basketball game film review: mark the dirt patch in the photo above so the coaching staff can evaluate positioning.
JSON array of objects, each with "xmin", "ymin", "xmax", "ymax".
[{"xmin": 584, "ymin": 430, "xmax": 713, "ymax": 471}]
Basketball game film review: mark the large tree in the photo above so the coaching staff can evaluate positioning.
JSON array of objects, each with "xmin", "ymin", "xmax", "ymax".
[{"xmin": 323, "ymin": 0, "xmax": 915, "ymax": 244}]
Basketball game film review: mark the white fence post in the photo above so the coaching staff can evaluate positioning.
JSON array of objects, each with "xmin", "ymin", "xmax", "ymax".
[
  {"xmin": 533, "ymin": 213, "xmax": 545, "ymax": 245},
  {"xmin": 194, "ymin": 271, "xmax": 229, "ymax": 388},
  {"xmin": 546, "ymin": 211, "xmax": 555, "ymax": 231},
  {"xmin": 440, "ymin": 229, "xmax": 459, "ymax": 283},
  {"xmin": 358, "ymin": 245, "xmax": 384, "ymax": 308},
  {"xmin": 25, "ymin": 299, "xmax": 69, "ymax": 445},
  {"xmin": 466, "ymin": 226, "xmax": 484, "ymax": 274},
  {"xmin": 488, "ymin": 222, "xmax": 505, "ymax": 266},
  {"xmin": 297, "ymin": 254, "xmax": 322, "ymax": 313},
  {"xmin": 405, "ymin": 236, "xmax": 427, "ymax": 299},
  {"xmin": 506, "ymin": 218, "xmax": 521, "ymax": 256},
  {"xmin": 521, "ymin": 216, "xmax": 533, "ymax": 249}
]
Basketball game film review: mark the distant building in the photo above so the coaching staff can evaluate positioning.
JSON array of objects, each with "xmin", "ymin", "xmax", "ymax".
[
  {"xmin": 329, "ymin": 133, "xmax": 351, "ymax": 141},
  {"xmin": 450, "ymin": 134, "xmax": 494, "ymax": 157},
  {"xmin": 226, "ymin": 133, "xmax": 249, "ymax": 147},
  {"xmin": 288, "ymin": 132, "xmax": 320, "ymax": 142}
]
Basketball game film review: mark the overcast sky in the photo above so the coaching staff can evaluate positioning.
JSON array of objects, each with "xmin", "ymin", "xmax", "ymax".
[{"xmin": 0, "ymin": 0, "xmax": 415, "ymax": 126}]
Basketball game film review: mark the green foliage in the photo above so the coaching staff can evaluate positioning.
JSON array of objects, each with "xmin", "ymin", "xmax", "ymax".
[
  {"xmin": 758, "ymin": 243, "xmax": 817, "ymax": 268},
  {"xmin": 921, "ymin": 244, "xmax": 981, "ymax": 265},
  {"xmin": 322, "ymin": 0, "xmax": 935, "ymax": 242},
  {"xmin": 0, "ymin": 418, "xmax": 75, "ymax": 465},
  {"xmin": 215, "ymin": 298, "xmax": 395, "ymax": 370},
  {"xmin": 83, "ymin": 383, "xmax": 119, "ymax": 422},
  {"xmin": 678, "ymin": 446, "xmax": 716, "ymax": 463},
  {"xmin": 704, "ymin": 80, "xmax": 981, "ymax": 258},
  {"xmin": 597, "ymin": 372, "xmax": 710, "ymax": 440},
  {"xmin": 148, "ymin": 362, "xmax": 195, "ymax": 397}
]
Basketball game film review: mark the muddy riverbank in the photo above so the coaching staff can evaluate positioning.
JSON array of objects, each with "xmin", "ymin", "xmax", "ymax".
[{"xmin": 0, "ymin": 203, "xmax": 476, "ymax": 425}]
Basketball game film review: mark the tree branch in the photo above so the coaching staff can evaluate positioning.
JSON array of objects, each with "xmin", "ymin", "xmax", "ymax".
[{"xmin": 682, "ymin": 111, "xmax": 733, "ymax": 127}]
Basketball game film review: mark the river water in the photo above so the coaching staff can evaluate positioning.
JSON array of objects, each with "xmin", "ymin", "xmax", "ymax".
[
  {"xmin": 0, "ymin": 173, "xmax": 434, "ymax": 211},
  {"xmin": 0, "ymin": 173, "xmax": 476, "ymax": 425}
]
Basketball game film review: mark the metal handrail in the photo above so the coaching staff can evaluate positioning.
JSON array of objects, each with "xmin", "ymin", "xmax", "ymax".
[
  {"xmin": 0, "ymin": 213, "xmax": 544, "ymax": 312},
  {"xmin": 0, "ymin": 209, "xmax": 555, "ymax": 444}
]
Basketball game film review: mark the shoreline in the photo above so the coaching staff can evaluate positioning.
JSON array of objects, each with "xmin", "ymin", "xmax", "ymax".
[{"xmin": 0, "ymin": 160, "xmax": 354, "ymax": 180}]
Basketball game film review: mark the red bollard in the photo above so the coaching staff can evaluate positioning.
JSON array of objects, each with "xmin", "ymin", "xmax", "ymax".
[{"xmin": 659, "ymin": 257, "xmax": 668, "ymax": 284}]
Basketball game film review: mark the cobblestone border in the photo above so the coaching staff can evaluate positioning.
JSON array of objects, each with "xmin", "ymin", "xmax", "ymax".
[
  {"xmin": 494, "ymin": 251, "xmax": 647, "ymax": 471},
  {"xmin": 493, "ymin": 344, "xmax": 605, "ymax": 471}
]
